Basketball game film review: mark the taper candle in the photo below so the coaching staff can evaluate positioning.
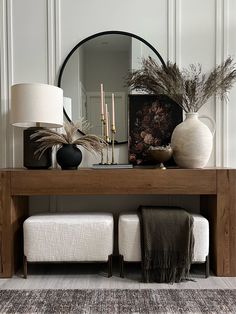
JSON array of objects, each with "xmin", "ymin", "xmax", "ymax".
[
  {"xmin": 103, "ymin": 91, "xmax": 106, "ymax": 112},
  {"xmin": 112, "ymin": 93, "xmax": 115, "ymax": 127},
  {"xmin": 100, "ymin": 83, "xmax": 104, "ymax": 115}
]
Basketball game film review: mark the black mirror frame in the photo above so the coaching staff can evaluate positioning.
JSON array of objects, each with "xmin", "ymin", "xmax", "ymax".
[{"xmin": 57, "ymin": 30, "xmax": 166, "ymax": 144}]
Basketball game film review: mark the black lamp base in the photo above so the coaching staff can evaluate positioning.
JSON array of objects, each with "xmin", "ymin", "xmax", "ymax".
[{"xmin": 23, "ymin": 127, "xmax": 52, "ymax": 169}]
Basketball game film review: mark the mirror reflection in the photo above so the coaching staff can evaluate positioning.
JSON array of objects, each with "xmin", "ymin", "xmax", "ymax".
[{"xmin": 58, "ymin": 32, "xmax": 165, "ymax": 144}]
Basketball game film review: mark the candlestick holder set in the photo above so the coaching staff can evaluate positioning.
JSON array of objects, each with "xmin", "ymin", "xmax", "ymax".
[{"xmin": 100, "ymin": 114, "xmax": 117, "ymax": 165}]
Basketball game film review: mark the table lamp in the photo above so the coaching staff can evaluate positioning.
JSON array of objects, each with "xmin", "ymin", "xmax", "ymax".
[{"xmin": 11, "ymin": 83, "xmax": 63, "ymax": 169}]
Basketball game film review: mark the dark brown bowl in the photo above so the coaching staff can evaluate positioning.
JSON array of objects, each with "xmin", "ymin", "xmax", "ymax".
[{"xmin": 149, "ymin": 146, "xmax": 173, "ymax": 168}]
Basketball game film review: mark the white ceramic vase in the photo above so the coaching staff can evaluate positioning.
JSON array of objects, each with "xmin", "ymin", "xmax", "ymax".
[{"xmin": 171, "ymin": 112, "xmax": 215, "ymax": 168}]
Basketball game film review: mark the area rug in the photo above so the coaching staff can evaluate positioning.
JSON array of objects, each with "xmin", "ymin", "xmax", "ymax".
[{"xmin": 0, "ymin": 289, "xmax": 235, "ymax": 313}]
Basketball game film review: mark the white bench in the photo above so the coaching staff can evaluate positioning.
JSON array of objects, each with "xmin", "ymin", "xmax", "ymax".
[
  {"xmin": 118, "ymin": 213, "xmax": 209, "ymax": 277},
  {"xmin": 23, "ymin": 213, "xmax": 114, "ymax": 278}
]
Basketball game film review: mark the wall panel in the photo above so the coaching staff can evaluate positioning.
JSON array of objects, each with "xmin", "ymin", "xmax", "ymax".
[
  {"xmin": 9, "ymin": 0, "xmax": 48, "ymax": 167},
  {"xmin": 59, "ymin": 0, "xmax": 168, "ymax": 69},
  {"xmin": 228, "ymin": 0, "xmax": 236, "ymax": 167},
  {"xmin": 11, "ymin": 0, "xmax": 48, "ymax": 84},
  {"xmin": 0, "ymin": 0, "xmax": 10, "ymax": 168},
  {"xmin": 180, "ymin": 0, "xmax": 217, "ymax": 166}
]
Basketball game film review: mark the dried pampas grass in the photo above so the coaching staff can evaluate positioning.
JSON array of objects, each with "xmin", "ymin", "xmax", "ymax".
[
  {"xmin": 126, "ymin": 56, "xmax": 236, "ymax": 113},
  {"xmin": 31, "ymin": 121, "xmax": 106, "ymax": 159}
]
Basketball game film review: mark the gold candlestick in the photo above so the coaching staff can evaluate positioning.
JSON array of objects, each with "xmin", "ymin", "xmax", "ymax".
[
  {"xmin": 106, "ymin": 136, "xmax": 110, "ymax": 164},
  {"xmin": 100, "ymin": 113, "xmax": 105, "ymax": 164},
  {"xmin": 111, "ymin": 124, "xmax": 116, "ymax": 164}
]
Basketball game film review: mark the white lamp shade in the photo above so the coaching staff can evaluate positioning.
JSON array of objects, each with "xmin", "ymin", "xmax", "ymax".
[{"xmin": 11, "ymin": 83, "xmax": 64, "ymax": 128}]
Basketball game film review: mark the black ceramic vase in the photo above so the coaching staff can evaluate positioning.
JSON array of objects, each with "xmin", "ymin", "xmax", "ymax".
[{"xmin": 56, "ymin": 144, "xmax": 82, "ymax": 170}]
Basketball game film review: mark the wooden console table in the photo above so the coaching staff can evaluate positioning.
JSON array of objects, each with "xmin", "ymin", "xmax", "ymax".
[{"xmin": 0, "ymin": 168, "xmax": 236, "ymax": 278}]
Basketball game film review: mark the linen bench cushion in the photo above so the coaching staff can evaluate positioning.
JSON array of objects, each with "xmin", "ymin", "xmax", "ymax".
[
  {"xmin": 118, "ymin": 213, "xmax": 209, "ymax": 263},
  {"xmin": 24, "ymin": 213, "xmax": 114, "ymax": 262}
]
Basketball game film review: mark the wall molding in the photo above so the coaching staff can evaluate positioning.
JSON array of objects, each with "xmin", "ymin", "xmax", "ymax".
[
  {"xmin": 55, "ymin": 0, "xmax": 62, "ymax": 81},
  {"xmin": 47, "ymin": 0, "xmax": 57, "ymax": 171},
  {"xmin": 46, "ymin": 0, "xmax": 62, "ymax": 85},
  {"xmin": 175, "ymin": 0, "xmax": 181, "ymax": 66},
  {"xmin": 167, "ymin": 0, "xmax": 176, "ymax": 62},
  {"xmin": 215, "ymin": 0, "xmax": 229, "ymax": 167},
  {"xmin": 167, "ymin": 0, "xmax": 181, "ymax": 65},
  {"xmin": 47, "ymin": 0, "xmax": 58, "ymax": 211},
  {"xmin": 0, "ymin": 0, "xmax": 14, "ymax": 168},
  {"xmin": 47, "ymin": 0, "xmax": 56, "ymax": 85},
  {"xmin": 223, "ymin": 0, "xmax": 229, "ymax": 167},
  {"xmin": 6, "ymin": 0, "xmax": 14, "ymax": 168},
  {"xmin": 0, "ymin": 0, "xmax": 8, "ymax": 168}
]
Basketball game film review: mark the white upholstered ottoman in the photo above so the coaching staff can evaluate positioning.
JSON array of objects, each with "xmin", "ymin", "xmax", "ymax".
[
  {"xmin": 118, "ymin": 213, "xmax": 209, "ymax": 277},
  {"xmin": 23, "ymin": 213, "xmax": 114, "ymax": 278}
]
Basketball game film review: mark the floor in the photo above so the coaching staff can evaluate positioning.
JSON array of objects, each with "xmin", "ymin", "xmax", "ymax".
[{"xmin": 0, "ymin": 260, "xmax": 236, "ymax": 290}]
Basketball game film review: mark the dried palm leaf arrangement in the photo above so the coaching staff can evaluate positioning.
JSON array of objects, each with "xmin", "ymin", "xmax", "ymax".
[
  {"xmin": 126, "ymin": 56, "xmax": 236, "ymax": 112},
  {"xmin": 31, "ymin": 120, "xmax": 106, "ymax": 159}
]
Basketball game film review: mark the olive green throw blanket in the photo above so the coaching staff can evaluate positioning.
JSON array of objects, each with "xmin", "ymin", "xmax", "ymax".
[{"xmin": 139, "ymin": 206, "xmax": 194, "ymax": 283}]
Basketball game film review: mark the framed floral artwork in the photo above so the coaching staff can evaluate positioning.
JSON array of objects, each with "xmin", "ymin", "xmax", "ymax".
[{"xmin": 128, "ymin": 94, "xmax": 182, "ymax": 165}]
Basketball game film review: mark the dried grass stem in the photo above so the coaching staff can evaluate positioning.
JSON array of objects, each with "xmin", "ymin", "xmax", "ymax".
[{"xmin": 126, "ymin": 56, "xmax": 236, "ymax": 113}]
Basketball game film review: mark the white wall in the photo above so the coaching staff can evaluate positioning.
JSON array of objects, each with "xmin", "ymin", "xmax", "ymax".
[{"xmin": 1, "ymin": 0, "xmax": 236, "ymax": 212}]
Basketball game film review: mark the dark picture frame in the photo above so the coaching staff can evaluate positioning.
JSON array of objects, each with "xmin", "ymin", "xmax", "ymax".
[{"xmin": 128, "ymin": 94, "xmax": 182, "ymax": 166}]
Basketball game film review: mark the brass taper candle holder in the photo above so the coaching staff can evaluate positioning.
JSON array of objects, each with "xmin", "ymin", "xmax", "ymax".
[
  {"xmin": 111, "ymin": 124, "xmax": 117, "ymax": 164},
  {"xmin": 106, "ymin": 135, "xmax": 110, "ymax": 164},
  {"xmin": 100, "ymin": 113, "xmax": 106, "ymax": 164}
]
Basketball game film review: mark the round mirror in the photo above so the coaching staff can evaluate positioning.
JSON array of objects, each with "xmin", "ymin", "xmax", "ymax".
[{"xmin": 58, "ymin": 31, "xmax": 165, "ymax": 144}]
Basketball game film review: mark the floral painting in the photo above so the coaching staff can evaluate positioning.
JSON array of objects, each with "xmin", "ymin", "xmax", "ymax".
[{"xmin": 128, "ymin": 94, "xmax": 182, "ymax": 165}]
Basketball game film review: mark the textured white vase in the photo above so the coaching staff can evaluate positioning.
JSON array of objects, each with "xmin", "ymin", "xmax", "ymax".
[{"xmin": 171, "ymin": 113, "xmax": 215, "ymax": 168}]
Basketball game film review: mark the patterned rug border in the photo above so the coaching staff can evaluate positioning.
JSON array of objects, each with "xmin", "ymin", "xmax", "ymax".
[{"xmin": 0, "ymin": 289, "xmax": 235, "ymax": 313}]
